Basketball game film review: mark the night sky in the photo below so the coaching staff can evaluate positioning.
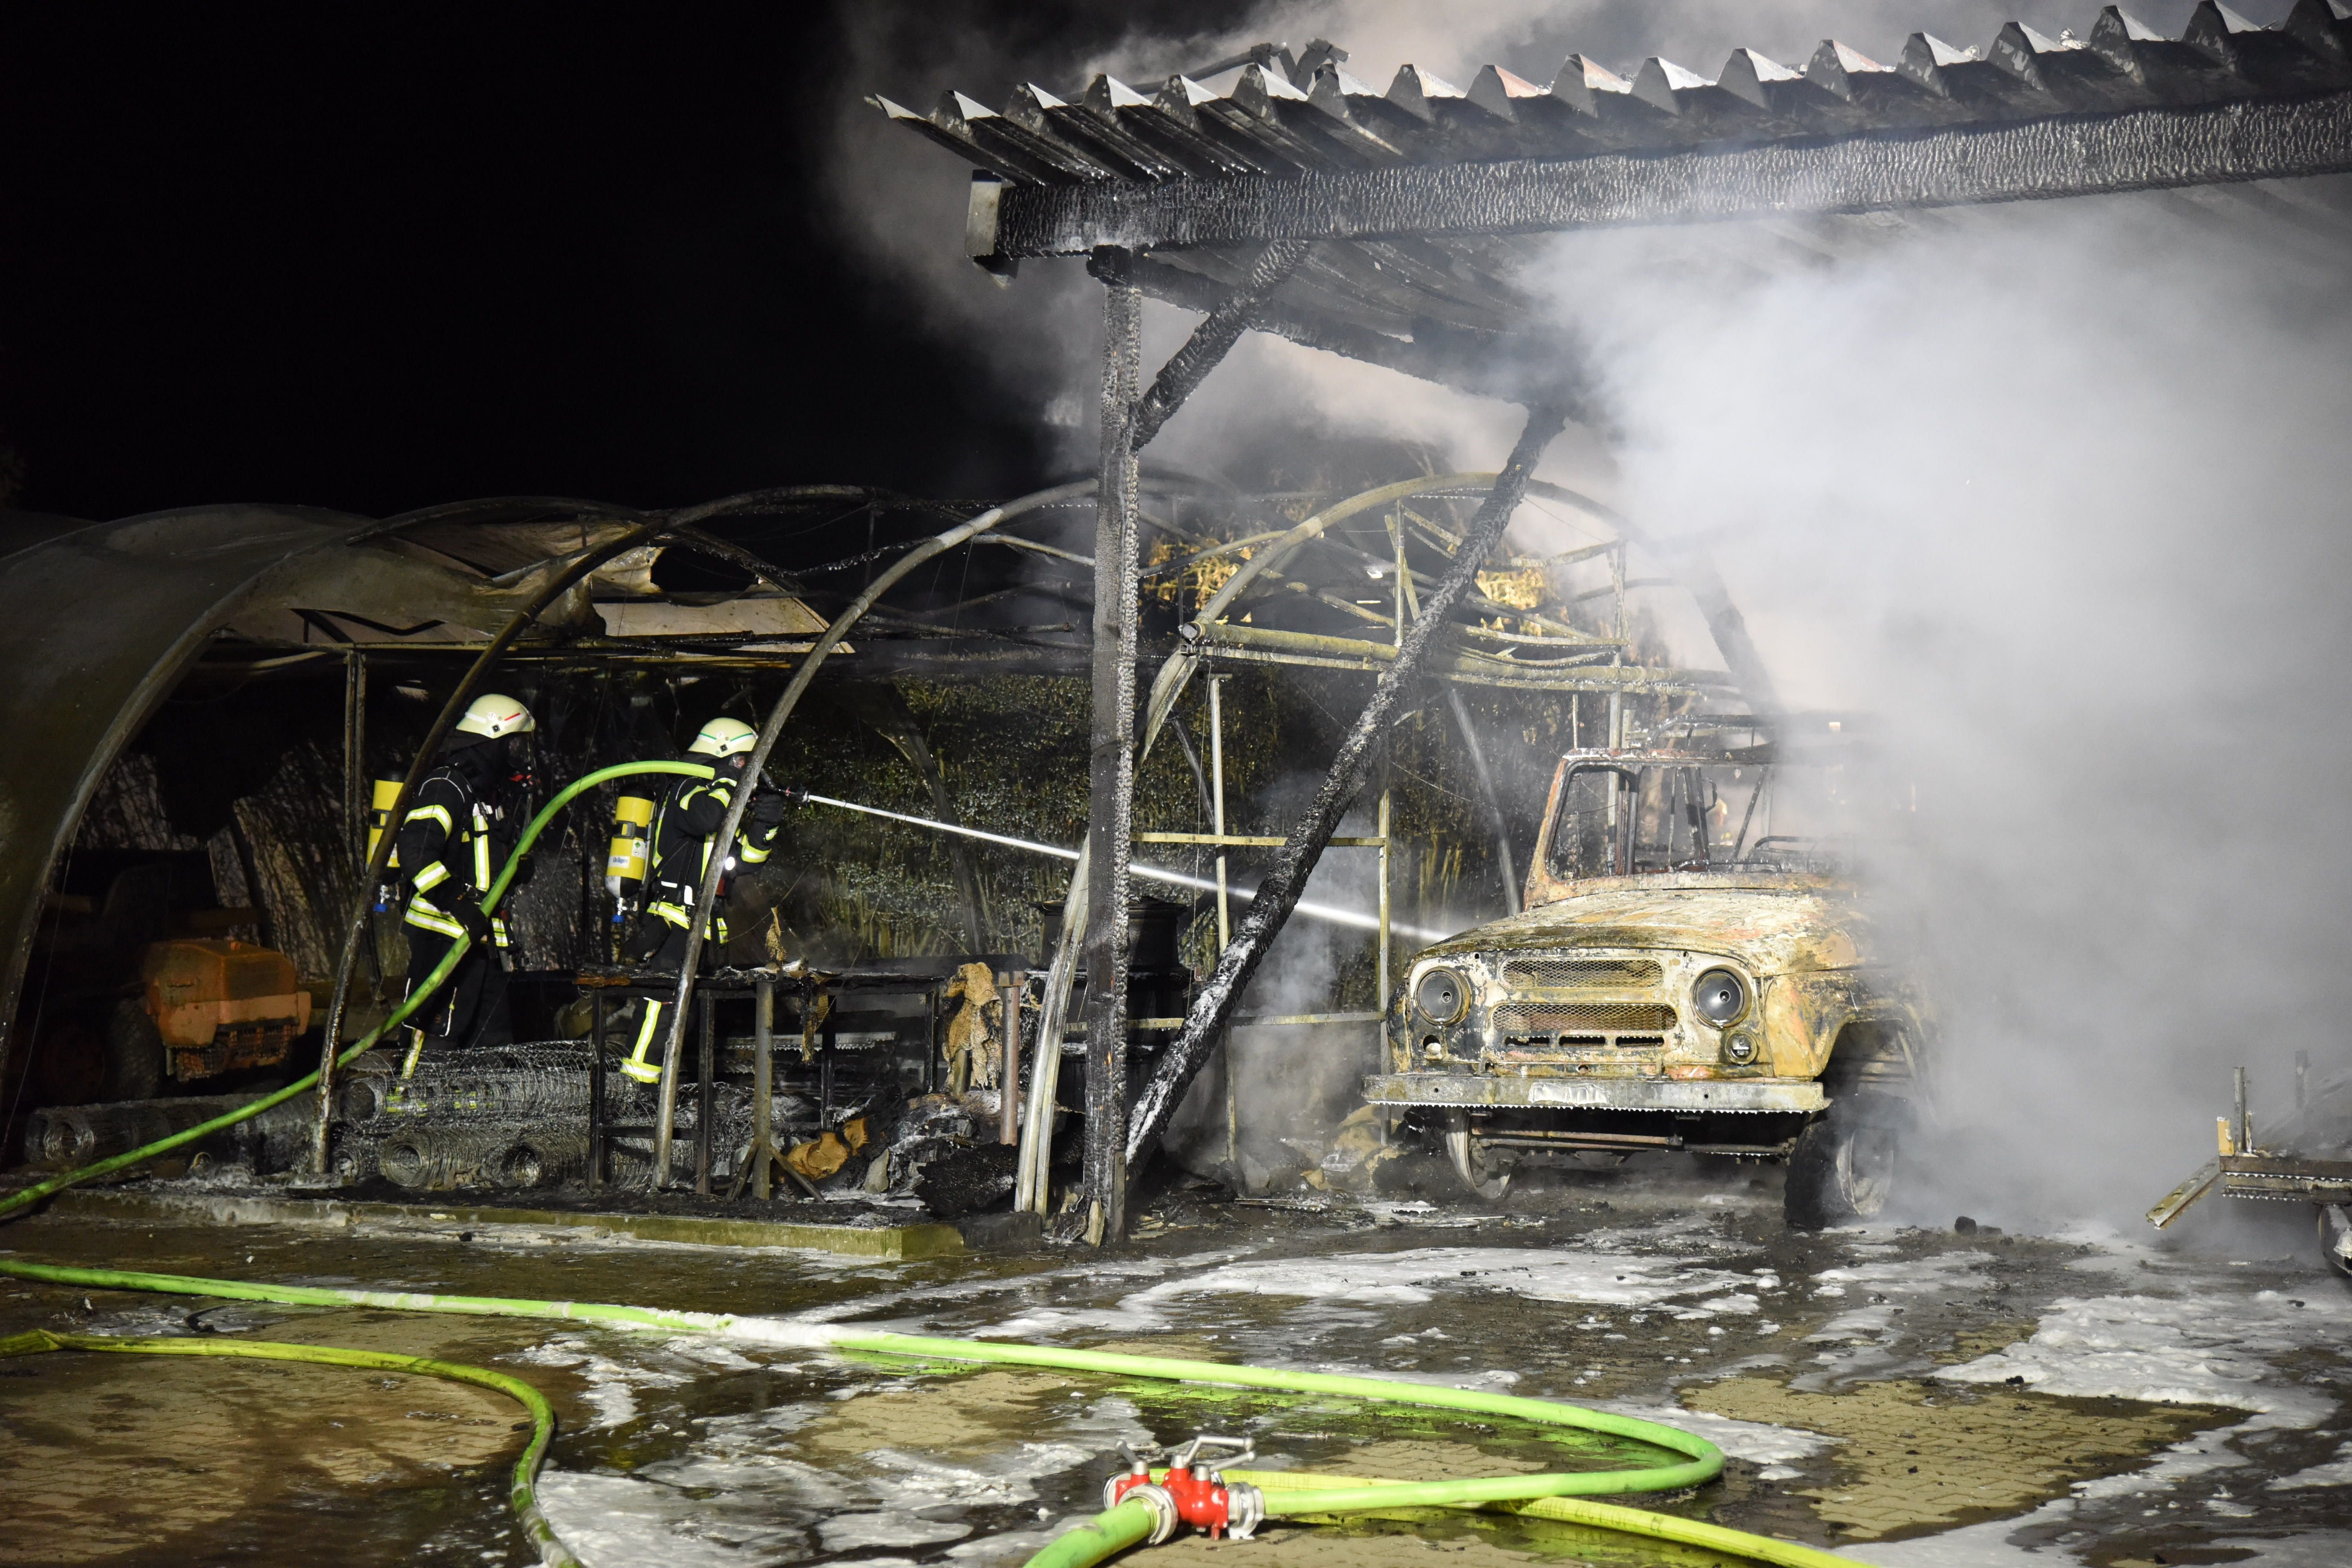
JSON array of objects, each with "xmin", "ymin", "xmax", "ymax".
[{"xmin": 0, "ymin": 7, "xmax": 1253, "ymax": 524}]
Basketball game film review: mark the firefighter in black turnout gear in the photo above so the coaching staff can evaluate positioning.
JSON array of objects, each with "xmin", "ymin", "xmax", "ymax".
[
  {"xmin": 618, "ymin": 716, "xmax": 795, "ymax": 1084},
  {"xmin": 395, "ymin": 693, "xmax": 536, "ymax": 1064}
]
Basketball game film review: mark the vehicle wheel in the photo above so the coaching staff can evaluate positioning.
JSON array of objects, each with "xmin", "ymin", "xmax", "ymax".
[
  {"xmin": 1785, "ymin": 1094, "xmax": 1902, "ymax": 1229},
  {"xmin": 2319, "ymin": 1205, "xmax": 2352, "ymax": 1280},
  {"xmin": 103, "ymin": 1000, "xmax": 165, "ymax": 1102},
  {"xmin": 1442, "ymin": 1110, "xmax": 1511, "ymax": 1201}
]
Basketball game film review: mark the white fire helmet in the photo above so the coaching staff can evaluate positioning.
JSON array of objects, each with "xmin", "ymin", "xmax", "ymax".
[
  {"xmin": 454, "ymin": 693, "xmax": 536, "ymax": 741},
  {"xmin": 689, "ymin": 716, "xmax": 759, "ymax": 758}
]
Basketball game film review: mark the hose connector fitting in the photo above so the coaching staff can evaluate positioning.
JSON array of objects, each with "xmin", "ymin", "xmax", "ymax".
[
  {"xmin": 1104, "ymin": 1481, "xmax": 1179, "ymax": 1545},
  {"xmin": 1224, "ymin": 1481, "xmax": 1265, "ymax": 1541}
]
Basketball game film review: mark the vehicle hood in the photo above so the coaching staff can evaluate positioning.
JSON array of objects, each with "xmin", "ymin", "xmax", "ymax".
[{"xmin": 1420, "ymin": 874, "xmax": 1870, "ymax": 974}]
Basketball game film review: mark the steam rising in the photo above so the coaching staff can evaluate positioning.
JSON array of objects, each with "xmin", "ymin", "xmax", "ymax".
[
  {"xmin": 833, "ymin": 0, "xmax": 2352, "ymax": 1226},
  {"xmin": 1548, "ymin": 195, "xmax": 2352, "ymax": 1228}
]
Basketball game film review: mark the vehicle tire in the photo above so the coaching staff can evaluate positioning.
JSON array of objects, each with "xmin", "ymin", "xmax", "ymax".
[
  {"xmin": 103, "ymin": 999, "xmax": 165, "ymax": 1103},
  {"xmin": 1785, "ymin": 1092, "xmax": 1903, "ymax": 1229},
  {"xmin": 1441, "ymin": 1109, "xmax": 1511, "ymax": 1201},
  {"xmin": 2319, "ymin": 1205, "xmax": 2352, "ymax": 1280}
]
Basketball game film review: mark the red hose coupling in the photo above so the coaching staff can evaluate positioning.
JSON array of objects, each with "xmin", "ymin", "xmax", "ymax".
[
  {"xmin": 1105, "ymin": 1467, "xmax": 1265, "ymax": 1542},
  {"xmin": 1103, "ymin": 1477, "xmax": 1179, "ymax": 1545}
]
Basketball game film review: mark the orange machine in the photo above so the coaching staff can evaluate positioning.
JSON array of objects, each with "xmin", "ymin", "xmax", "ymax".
[{"xmin": 137, "ymin": 940, "xmax": 312, "ymax": 1081}]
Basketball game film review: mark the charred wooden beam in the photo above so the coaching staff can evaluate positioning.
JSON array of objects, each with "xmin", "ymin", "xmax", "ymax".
[
  {"xmin": 1124, "ymin": 254, "xmax": 1599, "ymax": 420},
  {"xmin": 980, "ymin": 90, "xmax": 2352, "ymax": 254},
  {"xmin": 1078, "ymin": 254, "xmax": 1144, "ymax": 1247},
  {"xmin": 1122, "ymin": 405, "xmax": 1571, "ymax": 1176},
  {"xmin": 1126, "ymin": 240, "xmax": 1312, "ymax": 448}
]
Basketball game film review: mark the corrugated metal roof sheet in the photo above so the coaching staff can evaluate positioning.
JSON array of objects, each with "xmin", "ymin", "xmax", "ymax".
[
  {"xmin": 883, "ymin": 7, "xmax": 2352, "ymax": 188},
  {"xmin": 876, "ymin": 5, "xmax": 2352, "ymax": 385}
]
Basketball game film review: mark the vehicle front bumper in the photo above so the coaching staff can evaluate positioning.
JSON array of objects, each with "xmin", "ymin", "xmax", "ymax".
[{"xmin": 1363, "ymin": 1072, "xmax": 1826, "ymax": 1115}]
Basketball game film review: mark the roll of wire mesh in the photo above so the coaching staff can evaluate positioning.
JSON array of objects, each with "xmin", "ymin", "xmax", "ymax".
[
  {"xmin": 376, "ymin": 1122, "xmax": 591, "ymax": 1191},
  {"xmin": 27, "ymin": 1095, "xmax": 314, "ymax": 1173}
]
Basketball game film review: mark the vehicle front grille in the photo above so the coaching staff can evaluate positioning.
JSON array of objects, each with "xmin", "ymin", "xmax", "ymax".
[
  {"xmin": 1501, "ymin": 959, "xmax": 1663, "ymax": 989},
  {"xmin": 1493, "ymin": 1003, "xmax": 1678, "ymax": 1036}
]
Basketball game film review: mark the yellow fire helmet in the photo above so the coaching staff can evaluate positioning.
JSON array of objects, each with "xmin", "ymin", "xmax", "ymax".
[
  {"xmin": 688, "ymin": 715, "xmax": 759, "ymax": 758},
  {"xmin": 454, "ymin": 692, "xmax": 536, "ymax": 740}
]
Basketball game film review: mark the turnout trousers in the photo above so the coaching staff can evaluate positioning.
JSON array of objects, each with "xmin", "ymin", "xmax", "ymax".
[{"xmin": 402, "ymin": 925, "xmax": 513, "ymax": 1061}]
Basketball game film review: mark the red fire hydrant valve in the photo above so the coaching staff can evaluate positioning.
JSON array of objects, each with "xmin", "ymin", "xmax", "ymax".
[{"xmin": 1102, "ymin": 1436, "xmax": 1266, "ymax": 1542}]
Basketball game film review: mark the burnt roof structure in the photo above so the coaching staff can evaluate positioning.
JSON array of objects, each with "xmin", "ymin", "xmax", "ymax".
[{"xmin": 878, "ymin": 4, "xmax": 2352, "ymax": 399}]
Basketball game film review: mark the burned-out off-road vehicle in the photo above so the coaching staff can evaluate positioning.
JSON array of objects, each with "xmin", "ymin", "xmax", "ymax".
[{"xmin": 1370, "ymin": 741, "xmax": 1927, "ymax": 1227}]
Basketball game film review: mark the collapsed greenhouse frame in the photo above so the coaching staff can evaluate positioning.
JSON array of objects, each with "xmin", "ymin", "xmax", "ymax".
[{"xmin": 0, "ymin": 475, "xmax": 1740, "ymax": 1206}]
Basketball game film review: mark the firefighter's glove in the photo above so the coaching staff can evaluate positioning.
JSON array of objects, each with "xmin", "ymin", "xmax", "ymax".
[
  {"xmin": 447, "ymin": 894, "xmax": 496, "ymax": 948},
  {"xmin": 508, "ymin": 852, "xmax": 536, "ymax": 890},
  {"xmin": 622, "ymin": 917, "xmax": 666, "ymax": 964},
  {"xmin": 748, "ymin": 791, "xmax": 791, "ymax": 829}
]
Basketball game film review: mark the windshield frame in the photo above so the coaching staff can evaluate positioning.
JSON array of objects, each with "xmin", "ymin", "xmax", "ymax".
[{"xmin": 1528, "ymin": 748, "xmax": 1846, "ymax": 899}]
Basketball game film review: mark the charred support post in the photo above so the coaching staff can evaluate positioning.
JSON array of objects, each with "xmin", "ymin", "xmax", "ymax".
[
  {"xmin": 999, "ymin": 971, "xmax": 1022, "ymax": 1147},
  {"xmin": 343, "ymin": 651, "xmax": 366, "ymax": 878},
  {"xmin": 1210, "ymin": 676, "xmax": 1234, "ymax": 1169},
  {"xmin": 1124, "ymin": 406, "xmax": 1571, "ymax": 1177},
  {"xmin": 1051, "ymin": 238, "xmax": 1311, "ymax": 1243},
  {"xmin": 1079, "ymin": 251, "xmax": 1144, "ymax": 1248},
  {"xmin": 753, "ymin": 978, "xmax": 775, "ymax": 1199}
]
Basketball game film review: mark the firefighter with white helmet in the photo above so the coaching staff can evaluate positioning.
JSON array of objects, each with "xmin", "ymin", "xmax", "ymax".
[
  {"xmin": 617, "ymin": 714, "xmax": 799, "ymax": 1084},
  {"xmin": 392, "ymin": 692, "xmax": 536, "ymax": 1061}
]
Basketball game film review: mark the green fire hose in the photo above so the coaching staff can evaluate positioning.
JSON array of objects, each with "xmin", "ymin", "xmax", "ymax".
[
  {"xmin": 0, "ymin": 1258, "xmax": 1869, "ymax": 1568},
  {"xmin": 0, "ymin": 760, "xmax": 714, "ymax": 1223}
]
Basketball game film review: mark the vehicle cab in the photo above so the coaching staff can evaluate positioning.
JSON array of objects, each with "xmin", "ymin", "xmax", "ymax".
[{"xmin": 1368, "ymin": 741, "xmax": 1926, "ymax": 1225}]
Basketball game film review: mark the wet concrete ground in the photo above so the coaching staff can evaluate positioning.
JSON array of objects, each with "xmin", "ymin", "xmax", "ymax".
[{"xmin": 1, "ymin": 1168, "xmax": 2347, "ymax": 1568}]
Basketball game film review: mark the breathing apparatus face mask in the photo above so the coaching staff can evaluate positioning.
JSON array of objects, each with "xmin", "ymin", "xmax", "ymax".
[{"xmin": 503, "ymin": 734, "xmax": 538, "ymax": 791}]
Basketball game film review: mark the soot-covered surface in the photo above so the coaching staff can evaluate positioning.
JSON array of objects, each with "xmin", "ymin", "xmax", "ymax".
[{"xmin": 0, "ymin": 1171, "xmax": 2346, "ymax": 1568}]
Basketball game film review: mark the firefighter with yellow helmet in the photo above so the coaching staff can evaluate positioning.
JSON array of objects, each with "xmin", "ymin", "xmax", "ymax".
[
  {"xmin": 617, "ymin": 715, "xmax": 796, "ymax": 1084},
  {"xmin": 394, "ymin": 692, "xmax": 536, "ymax": 1057}
]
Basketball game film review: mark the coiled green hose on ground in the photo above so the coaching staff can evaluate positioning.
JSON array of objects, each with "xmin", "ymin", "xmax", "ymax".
[
  {"xmin": 0, "ymin": 760, "xmax": 714, "ymax": 1223},
  {"xmin": 0, "ymin": 1325, "xmax": 579, "ymax": 1568},
  {"xmin": 0, "ymin": 1259, "xmax": 1870, "ymax": 1568}
]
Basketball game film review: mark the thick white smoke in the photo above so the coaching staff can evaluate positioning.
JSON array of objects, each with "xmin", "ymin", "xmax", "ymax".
[{"xmin": 1531, "ymin": 195, "xmax": 2352, "ymax": 1227}]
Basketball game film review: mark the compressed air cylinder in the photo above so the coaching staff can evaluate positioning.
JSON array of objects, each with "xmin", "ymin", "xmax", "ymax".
[
  {"xmin": 605, "ymin": 792, "xmax": 656, "ymax": 909},
  {"xmin": 368, "ymin": 777, "xmax": 407, "ymax": 910}
]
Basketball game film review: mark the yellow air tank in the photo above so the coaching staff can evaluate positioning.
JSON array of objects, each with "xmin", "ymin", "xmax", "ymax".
[
  {"xmin": 606, "ymin": 792, "xmax": 656, "ymax": 910},
  {"xmin": 368, "ymin": 777, "xmax": 408, "ymax": 909}
]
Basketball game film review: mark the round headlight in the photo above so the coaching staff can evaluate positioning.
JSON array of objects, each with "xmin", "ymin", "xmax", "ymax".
[
  {"xmin": 1415, "ymin": 966, "xmax": 1469, "ymax": 1025},
  {"xmin": 1692, "ymin": 968, "xmax": 1748, "ymax": 1027}
]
